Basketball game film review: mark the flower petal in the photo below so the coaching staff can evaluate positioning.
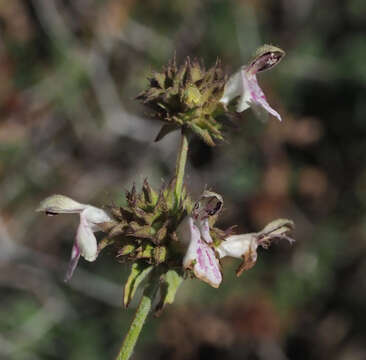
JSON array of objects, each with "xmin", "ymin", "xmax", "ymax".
[
  {"xmin": 180, "ymin": 217, "xmax": 222, "ymax": 288},
  {"xmin": 219, "ymin": 70, "xmax": 243, "ymax": 108},
  {"xmin": 217, "ymin": 233, "xmax": 259, "ymax": 277},
  {"xmin": 192, "ymin": 238, "xmax": 222, "ymax": 287},
  {"xmin": 242, "ymin": 71, "xmax": 282, "ymax": 121},
  {"xmin": 217, "ymin": 233, "xmax": 257, "ymax": 259},
  {"xmin": 36, "ymin": 194, "xmax": 87, "ymax": 214},
  {"xmin": 64, "ymin": 243, "xmax": 81, "ymax": 282},
  {"xmin": 77, "ymin": 211, "xmax": 98, "ymax": 262},
  {"xmin": 197, "ymin": 218, "xmax": 213, "ymax": 244},
  {"xmin": 82, "ymin": 206, "xmax": 112, "ymax": 231}
]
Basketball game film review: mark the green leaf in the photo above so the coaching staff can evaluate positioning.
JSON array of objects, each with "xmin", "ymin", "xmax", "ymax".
[
  {"xmin": 155, "ymin": 269, "xmax": 184, "ymax": 316},
  {"xmin": 189, "ymin": 123, "xmax": 215, "ymax": 146},
  {"xmin": 109, "ymin": 221, "xmax": 128, "ymax": 237},
  {"xmin": 142, "ymin": 179, "xmax": 159, "ymax": 205},
  {"xmin": 153, "ymin": 246, "xmax": 167, "ymax": 264},
  {"xmin": 153, "ymin": 71, "xmax": 166, "ymax": 89},
  {"xmin": 123, "ymin": 262, "xmax": 154, "ymax": 308},
  {"xmin": 136, "ymin": 242, "xmax": 155, "ymax": 259},
  {"xmin": 97, "ymin": 237, "xmax": 115, "ymax": 253},
  {"xmin": 117, "ymin": 242, "xmax": 137, "ymax": 256},
  {"xmin": 154, "ymin": 124, "xmax": 178, "ymax": 142}
]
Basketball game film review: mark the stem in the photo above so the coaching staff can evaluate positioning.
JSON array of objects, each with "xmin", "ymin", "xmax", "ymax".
[
  {"xmin": 175, "ymin": 129, "xmax": 189, "ymax": 204},
  {"xmin": 116, "ymin": 283, "xmax": 157, "ymax": 360}
]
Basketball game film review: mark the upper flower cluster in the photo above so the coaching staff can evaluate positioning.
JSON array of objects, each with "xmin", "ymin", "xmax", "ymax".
[
  {"xmin": 137, "ymin": 57, "xmax": 226, "ymax": 146},
  {"xmin": 138, "ymin": 44, "xmax": 285, "ymax": 146}
]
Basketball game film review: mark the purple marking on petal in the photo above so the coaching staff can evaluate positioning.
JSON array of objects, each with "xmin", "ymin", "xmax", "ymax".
[
  {"xmin": 198, "ymin": 218, "xmax": 213, "ymax": 244},
  {"xmin": 64, "ymin": 243, "xmax": 80, "ymax": 282},
  {"xmin": 243, "ymin": 71, "xmax": 282, "ymax": 121},
  {"xmin": 197, "ymin": 243, "xmax": 206, "ymax": 270},
  {"xmin": 193, "ymin": 238, "xmax": 222, "ymax": 287},
  {"xmin": 181, "ymin": 216, "xmax": 222, "ymax": 288}
]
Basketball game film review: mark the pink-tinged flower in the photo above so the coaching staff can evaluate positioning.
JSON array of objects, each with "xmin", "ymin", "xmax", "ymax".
[
  {"xmin": 36, "ymin": 195, "xmax": 112, "ymax": 281},
  {"xmin": 216, "ymin": 219, "xmax": 294, "ymax": 276},
  {"xmin": 177, "ymin": 191, "xmax": 223, "ymax": 288},
  {"xmin": 220, "ymin": 45, "xmax": 285, "ymax": 121}
]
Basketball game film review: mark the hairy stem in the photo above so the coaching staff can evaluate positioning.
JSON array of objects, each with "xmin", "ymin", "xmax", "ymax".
[
  {"xmin": 175, "ymin": 129, "xmax": 189, "ymax": 204},
  {"xmin": 116, "ymin": 283, "xmax": 157, "ymax": 360}
]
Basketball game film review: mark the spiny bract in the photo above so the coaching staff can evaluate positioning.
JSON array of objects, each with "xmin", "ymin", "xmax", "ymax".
[{"xmin": 137, "ymin": 57, "xmax": 226, "ymax": 146}]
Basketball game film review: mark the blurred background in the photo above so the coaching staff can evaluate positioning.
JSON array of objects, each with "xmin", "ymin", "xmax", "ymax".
[{"xmin": 1, "ymin": 0, "xmax": 366, "ymax": 359}]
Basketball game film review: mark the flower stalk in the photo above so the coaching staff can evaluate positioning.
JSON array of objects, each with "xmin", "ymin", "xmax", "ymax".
[
  {"xmin": 116, "ymin": 282, "xmax": 158, "ymax": 360},
  {"xmin": 174, "ymin": 128, "xmax": 189, "ymax": 205}
]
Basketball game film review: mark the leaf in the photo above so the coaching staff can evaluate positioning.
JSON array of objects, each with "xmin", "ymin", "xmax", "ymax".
[
  {"xmin": 136, "ymin": 242, "xmax": 155, "ymax": 259},
  {"xmin": 123, "ymin": 262, "xmax": 154, "ymax": 308},
  {"xmin": 155, "ymin": 269, "xmax": 184, "ymax": 316},
  {"xmin": 187, "ymin": 58, "xmax": 204, "ymax": 83},
  {"xmin": 97, "ymin": 236, "xmax": 115, "ymax": 253},
  {"xmin": 153, "ymin": 246, "xmax": 167, "ymax": 264},
  {"xmin": 142, "ymin": 179, "xmax": 159, "ymax": 205},
  {"xmin": 108, "ymin": 221, "xmax": 128, "ymax": 237},
  {"xmin": 188, "ymin": 123, "xmax": 215, "ymax": 146},
  {"xmin": 154, "ymin": 220, "xmax": 169, "ymax": 244},
  {"xmin": 152, "ymin": 71, "xmax": 166, "ymax": 89},
  {"xmin": 117, "ymin": 242, "xmax": 137, "ymax": 257},
  {"xmin": 155, "ymin": 124, "xmax": 178, "ymax": 142},
  {"xmin": 126, "ymin": 222, "xmax": 154, "ymax": 240}
]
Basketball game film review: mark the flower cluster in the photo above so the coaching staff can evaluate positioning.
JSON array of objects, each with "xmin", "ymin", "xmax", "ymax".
[
  {"xmin": 37, "ymin": 44, "xmax": 293, "ymax": 317},
  {"xmin": 137, "ymin": 44, "xmax": 285, "ymax": 148}
]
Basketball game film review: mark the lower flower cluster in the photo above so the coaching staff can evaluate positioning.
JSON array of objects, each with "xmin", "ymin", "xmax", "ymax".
[{"xmin": 37, "ymin": 180, "xmax": 294, "ymax": 313}]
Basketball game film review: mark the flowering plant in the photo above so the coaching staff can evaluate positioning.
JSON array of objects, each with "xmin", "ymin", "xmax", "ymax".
[{"xmin": 37, "ymin": 45, "xmax": 294, "ymax": 360}]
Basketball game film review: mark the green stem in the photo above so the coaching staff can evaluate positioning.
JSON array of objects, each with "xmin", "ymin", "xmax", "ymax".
[
  {"xmin": 175, "ymin": 129, "xmax": 189, "ymax": 204},
  {"xmin": 116, "ymin": 283, "xmax": 157, "ymax": 360}
]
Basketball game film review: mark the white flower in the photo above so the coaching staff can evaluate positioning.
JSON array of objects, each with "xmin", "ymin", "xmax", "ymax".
[
  {"xmin": 220, "ymin": 45, "xmax": 285, "ymax": 121},
  {"xmin": 37, "ymin": 195, "xmax": 112, "ymax": 281},
  {"xmin": 177, "ymin": 191, "xmax": 224, "ymax": 288},
  {"xmin": 217, "ymin": 219, "xmax": 294, "ymax": 276}
]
